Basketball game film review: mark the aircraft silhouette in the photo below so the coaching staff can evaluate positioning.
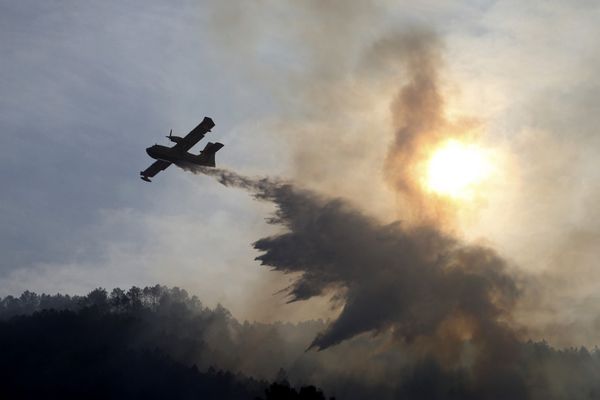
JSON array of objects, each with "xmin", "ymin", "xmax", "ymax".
[{"xmin": 140, "ymin": 117, "xmax": 223, "ymax": 182}]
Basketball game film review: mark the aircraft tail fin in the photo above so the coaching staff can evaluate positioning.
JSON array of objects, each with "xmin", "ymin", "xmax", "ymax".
[{"xmin": 200, "ymin": 142, "xmax": 224, "ymax": 167}]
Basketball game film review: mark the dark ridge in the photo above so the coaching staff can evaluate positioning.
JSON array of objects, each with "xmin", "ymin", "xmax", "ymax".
[
  {"xmin": 3, "ymin": 286, "xmax": 600, "ymax": 400},
  {"xmin": 0, "ymin": 285, "xmax": 333, "ymax": 400}
]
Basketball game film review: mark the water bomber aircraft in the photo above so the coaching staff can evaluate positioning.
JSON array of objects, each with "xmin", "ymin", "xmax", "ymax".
[{"xmin": 140, "ymin": 117, "xmax": 223, "ymax": 182}]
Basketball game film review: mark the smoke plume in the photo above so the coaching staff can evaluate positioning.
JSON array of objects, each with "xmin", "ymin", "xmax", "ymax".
[
  {"xmin": 365, "ymin": 30, "xmax": 482, "ymax": 224},
  {"xmin": 177, "ymin": 6, "xmax": 600, "ymax": 397},
  {"xmin": 183, "ymin": 165, "xmax": 529, "ymax": 397}
]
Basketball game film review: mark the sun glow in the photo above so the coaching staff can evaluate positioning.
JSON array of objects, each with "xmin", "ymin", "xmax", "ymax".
[{"xmin": 424, "ymin": 140, "xmax": 493, "ymax": 199}]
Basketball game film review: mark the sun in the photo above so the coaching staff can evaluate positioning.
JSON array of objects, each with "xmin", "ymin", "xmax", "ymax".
[{"xmin": 424, "ymin": 139, "xmax": 493, "ymax": 199}]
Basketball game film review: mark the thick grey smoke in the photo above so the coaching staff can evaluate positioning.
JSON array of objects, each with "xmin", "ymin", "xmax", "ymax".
[
  {"xmin": 184, "ymin": 165, "xmax": 531, "ymax": 397},
  {"xmin": 177, "ymin": 3, "xmax": 600, "ymax": 396},
  {"xmin": 194, "ymin": 167, "xmax": 518, "ymax": 346}
]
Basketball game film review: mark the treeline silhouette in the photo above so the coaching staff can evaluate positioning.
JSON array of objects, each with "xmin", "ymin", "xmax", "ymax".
[
  {"xmin": 0, "ymin": 285, "xmax": 333, "ymax": 400},
  {"xmin": 0, "ymin": 285, "xmax": 203, "ymax": 318},
  {"xmin": 4, "ymin": 286, "xmax": 600, "ymax": 399}
]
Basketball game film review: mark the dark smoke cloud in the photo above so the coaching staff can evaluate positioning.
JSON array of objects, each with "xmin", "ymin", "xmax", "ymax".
[
  {"xmin": 193, "ymin": 167, "xmax": 518, "ymax": 348},
  {"xmin": 182, "ymin": 166, "xmax": 533, "ymax": 398}
]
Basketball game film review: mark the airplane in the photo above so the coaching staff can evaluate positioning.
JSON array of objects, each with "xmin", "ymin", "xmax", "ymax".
[{"xmin": 140, "ymin": 117, "xmax": 223, "ymax": 182}]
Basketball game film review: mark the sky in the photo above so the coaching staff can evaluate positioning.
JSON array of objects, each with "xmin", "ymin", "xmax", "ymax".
[{"xmin": 1, "ymin": 0, "xmax": 600, "ymax": 347}]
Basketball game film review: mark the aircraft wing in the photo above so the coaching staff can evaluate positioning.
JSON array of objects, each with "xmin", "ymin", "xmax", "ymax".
[
  {"xmin": 140, "ymin": 160, "xmax": 171, "ymax": 181},
  {"xmin": 172, "ymin": 117, "xmax": 216, "ymax": 152}
]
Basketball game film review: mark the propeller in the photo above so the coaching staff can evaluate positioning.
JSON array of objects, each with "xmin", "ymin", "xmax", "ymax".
[{"xmin": 165, "ymin": 129, "xmax": 184, "ymax": 144}]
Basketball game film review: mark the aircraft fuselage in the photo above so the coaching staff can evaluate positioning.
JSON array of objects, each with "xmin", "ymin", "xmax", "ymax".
[{"xmin": 146, "ymin": 144, "xmax": 216, "ymax": 166}]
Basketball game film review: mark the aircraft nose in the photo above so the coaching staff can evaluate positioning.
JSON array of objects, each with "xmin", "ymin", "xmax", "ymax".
[{"xmin": 146, "ymin": 147, "xmax": 154, "ymax": 157}]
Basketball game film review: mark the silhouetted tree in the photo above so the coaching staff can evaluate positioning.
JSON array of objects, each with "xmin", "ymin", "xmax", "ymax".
[{"xmin": 257, "ymin": 382, "xmax": 331, "ymax": 400}]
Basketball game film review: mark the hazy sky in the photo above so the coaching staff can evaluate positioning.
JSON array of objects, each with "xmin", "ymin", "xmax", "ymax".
[{"xmin": 1, "ymin": 1, "xmax": 599, "ymax": 345}]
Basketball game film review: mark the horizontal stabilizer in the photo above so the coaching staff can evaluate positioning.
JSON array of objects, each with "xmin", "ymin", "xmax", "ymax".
[
  {"xmin": 197, "ymin": 141, "xmax": 224, "ymax": 167},
  {"xmin": 201, "ymin": 142, "xmax": 224, "ymax": 154}
]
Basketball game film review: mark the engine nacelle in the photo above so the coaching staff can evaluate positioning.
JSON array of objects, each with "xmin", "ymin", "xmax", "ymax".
[{"xmin": 167, "ymin": 135, "xmax": 184, "ymax": 143}]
